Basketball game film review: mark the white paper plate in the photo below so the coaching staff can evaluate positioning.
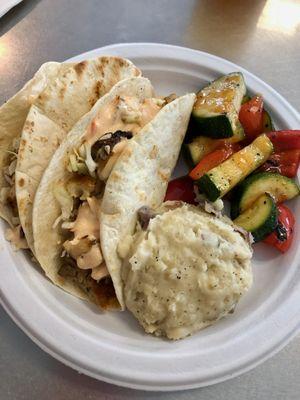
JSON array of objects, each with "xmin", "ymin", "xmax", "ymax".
[
  {"xmin": 1, "ymin": 43, "xmax": 300, "ymax": 392},
  {"xmin": 0, "ymin": 0, "xmax": 23, "ymax": 18}
]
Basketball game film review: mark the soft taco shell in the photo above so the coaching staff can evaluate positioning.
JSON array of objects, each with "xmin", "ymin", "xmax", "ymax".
[
  {"xmin": 0, "ymin": 62, "xmax": 68, "ymax": 224},
  {"xmin": 32, "ymin": 77, "xmax": 154, "ymax": 307},
  {"xmin": 100, "ymin": 93, "xmax": 196, "ymax": 309},
  {"xmin": 33, "ymin": 57, "xmax": 141, "ymax": 132},
  {"xmin": 3, "ymin": 56, "xmax": 140, "ymax": 248},
  {"xmin": 15, "ymin": 106, "xmax": 65, "ymax": 250}
]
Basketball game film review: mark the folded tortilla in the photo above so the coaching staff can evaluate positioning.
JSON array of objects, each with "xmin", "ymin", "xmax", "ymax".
[
  {"xmin": 32, "ymin": 77, "xmax": 156, "ymax": 310},
  {"xmin": 15, "ymin": 106, "xmax": 65, "ymax": 250},
  {"xmin": 100, "ymin": 93, "xmax": 196, "ymax": 309},
  {"xmin": 0, "ymin": 61, "xmax": 66, "ymax": 225},
  {"xmin": 0, "ymin": 56, "xmax": 140, "ymax": 251}
]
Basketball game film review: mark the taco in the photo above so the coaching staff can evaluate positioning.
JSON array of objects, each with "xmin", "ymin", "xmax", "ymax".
[
  {"xmin": 33, "ymin": 77, "xmax": 158, "ymax": 309},
  {"xmin": 1, "ymin": 57, "xmax": 140, "ymax": 251},
  {"xmin": 0, "ymin": 62, "xmax": 65, "ymax": 228},
  {"xmin": 100, "ymin": 93, "xmax": 196, "ymax": 309},
  {"xmin": 32, "ymin": 76, "xmax": 195, "ymax": 310}
]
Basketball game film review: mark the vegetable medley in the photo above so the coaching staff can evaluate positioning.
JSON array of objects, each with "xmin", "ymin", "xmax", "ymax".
[{"xmin": 165, "ymin": 72, "xmax": 300, "ymax": 253}]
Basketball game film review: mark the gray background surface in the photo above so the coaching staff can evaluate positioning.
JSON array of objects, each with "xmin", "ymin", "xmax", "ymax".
[{"xmin": 0, "ymin": 0, "xmax": 300, "ymax": 398}]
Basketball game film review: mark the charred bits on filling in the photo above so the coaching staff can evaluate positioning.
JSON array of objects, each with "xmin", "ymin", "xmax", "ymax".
[
  {"xmin": 91, "ymin": 130, "xmax": 133, "ymax": 160},
  {"xmin": 137, "ymin": 206, "xmax": 157, "ymax": 230}
]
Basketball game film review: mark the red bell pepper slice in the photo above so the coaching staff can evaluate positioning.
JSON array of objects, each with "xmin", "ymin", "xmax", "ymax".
[
  {"xmin": 164, "ymin": 176, "xmax": 196, "ymax": 204},
  {"xmin": 239, "ymin": 95, "xmax": 264, "ymax": 141},
  {"xmin": 266, "ymin": 130, "xmax": 300, "ymax": 152},
  {"xmin": 189, "ymin": 146, "xmax": 236, "ymax": 180},
  {"xmin": 260, "ymin": 149, "xmax": 300, "ymax": 178},
  {"xmin": 263, "ymin": 204, "xmax": 295, "ymax": 253}
]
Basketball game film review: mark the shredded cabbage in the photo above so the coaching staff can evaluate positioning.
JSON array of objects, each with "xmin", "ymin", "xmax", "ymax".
[
  {"xmin": 66, "ymin": 176, "xmax": 96, "ymax": 200},
  {"xmin": 67, "ymin": 144, "xmax": 90, "ymax": 175},
  {"xmin": 53, "ymin": 184, "xmax": 73, "ymax": 226},
  {"xmin": 84, "ymin": 142, "xmax": 97, "ymax": 176}
]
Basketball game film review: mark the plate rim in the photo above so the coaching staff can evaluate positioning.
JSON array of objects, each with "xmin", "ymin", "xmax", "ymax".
[{"xmin": 1, "ymin": 42, "xmax": 300, "ymax": 392}]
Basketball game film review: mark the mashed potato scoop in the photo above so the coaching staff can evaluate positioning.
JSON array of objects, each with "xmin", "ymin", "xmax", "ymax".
[{"xmin": 122, "ymin": 202, "xmax": 253, "ymax": 340}]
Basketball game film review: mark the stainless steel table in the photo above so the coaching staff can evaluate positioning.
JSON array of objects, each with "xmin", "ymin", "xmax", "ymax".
[{"xmin": 1, "ymin": 0, "xmax": 299, "ymax": 398}]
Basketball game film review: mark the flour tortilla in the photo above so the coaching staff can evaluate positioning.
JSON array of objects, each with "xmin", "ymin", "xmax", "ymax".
[
  {"xmin": 33, "ymin": 57, "xmax": 141, "ymax": 132},
  {"xmin": 32, "ymin": 77, "xmax": 155, "ymax": 306},
  {"xmin": 1, "ymin": 56, "xmax": 140, "ymax": 248},
  {"xmin": 15, "ymin": 106, "xmax": 65, "ymax": 250},
  {"xmin": 0, "ymin": 62, "xmax": 67, "ymax": 224},
  {"xmin": 100, "ymin": 93, "xmax": 196, "ymax": 309}
]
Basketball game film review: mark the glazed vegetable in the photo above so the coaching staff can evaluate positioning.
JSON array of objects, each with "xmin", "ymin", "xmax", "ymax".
[
  {"xmin": 231, "ymin": 172, "xmax": 300, "ymax": 218},
  {"xmin": 239, "ymin": 95, "xmax": 264, "ymax": 141},
  {"xmin": 189, "ymin": 145, "xmax": 238, "ymax": 180},
  {"xmin": 197, "ymin": 134, "xmax": 273, "ymax": 202},
  {"xmin": 164, "ymin": 176, "xmax": 196, "ymax": 204},
  {"xmin": 239, "ymin": 96, "xmax": 274, "ymax": 140},
  {"xmin": 233, "ymin": 193, "xmax": 278, "ymax": 242},
  {"xmin": 185, "ymin": 135, "xmax": 243, "ymax": 166},
  {"xmin": 184, "ymin": 136, "xmax": 224, "ymax": 166},
  {"xmin": 242, "ymin": 95, "xmax": 251, "ymax": 104},
  {"xmin": 266, "ymin": 130, "xmax": 300, "ymax": 151},
  {"xmin": 260, "ymin": 149, "xmax": 300, "ymax": 178},
  {"xmin": 262, "ymin": 110, "xmax": 274, "ymax": 132},
  {"xmin": 192, "ymin": 72, "xmax": 246, "ymax": 139},
  {"xmin": 263, "ymin": 204, "xmax": 295, "ymax": 253}
]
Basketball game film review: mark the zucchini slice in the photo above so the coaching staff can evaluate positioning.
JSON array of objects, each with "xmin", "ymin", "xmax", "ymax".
[
  {"xmin": 185, "ymin": 131, "xmax": 246, "ymax": 167},
  {"xmin": 233, "ymin": 193, "xmax": 278, "ymax": 242},
  {"xmin": 184, "ymin": 136, "xmax": 224, "ymax": 166},
  {"xmin": 197, "ymin": 134, "xmax": 274, "ymax": 202},
  {"xmin": 192, "ymin": 72, "xmax": 246, "ymax": 139},
  {"xmin": 242, "ymin": 94, "xmax": 251, "ymax": 104},
  {"xmin": 262, "ymin": 110, "xmax": 274, "ymax": 132},
  {"xmin": 231, "ymin": 172, "xmax": 300, "ymax": 218}
]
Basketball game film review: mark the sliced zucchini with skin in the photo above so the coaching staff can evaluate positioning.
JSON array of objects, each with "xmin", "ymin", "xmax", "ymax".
[
  {"xmin": 184, "ymin": 137, "xmax": 217, "ymax": 166},
  {"xmin": 242, "ymin": 94, "xmax": 251, "ymax": 104},
  {"xmin": 184, "ymin": 136, "xmax": 225, "ymax": 166},
  {"xmin": 231, "ymin": 172, "xmax": 300, "ymax": 218},
  {"xmin": 185, "ymin": 132, "xmax": 245, "ymax": 166},
  {"xmin": 197, "ymin": 134, "xmax": 274, "ymax": 202},
  {"xmin": 262, "ymin": 110, "xmax": 274, "ymax": 132},
  {"xmin": 234, "ymin": 193, "xmax": 278, "ymax": 242},
  {"xmin": 192, "ymin": 72, "xmax": 246, "ymax": 139}
]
